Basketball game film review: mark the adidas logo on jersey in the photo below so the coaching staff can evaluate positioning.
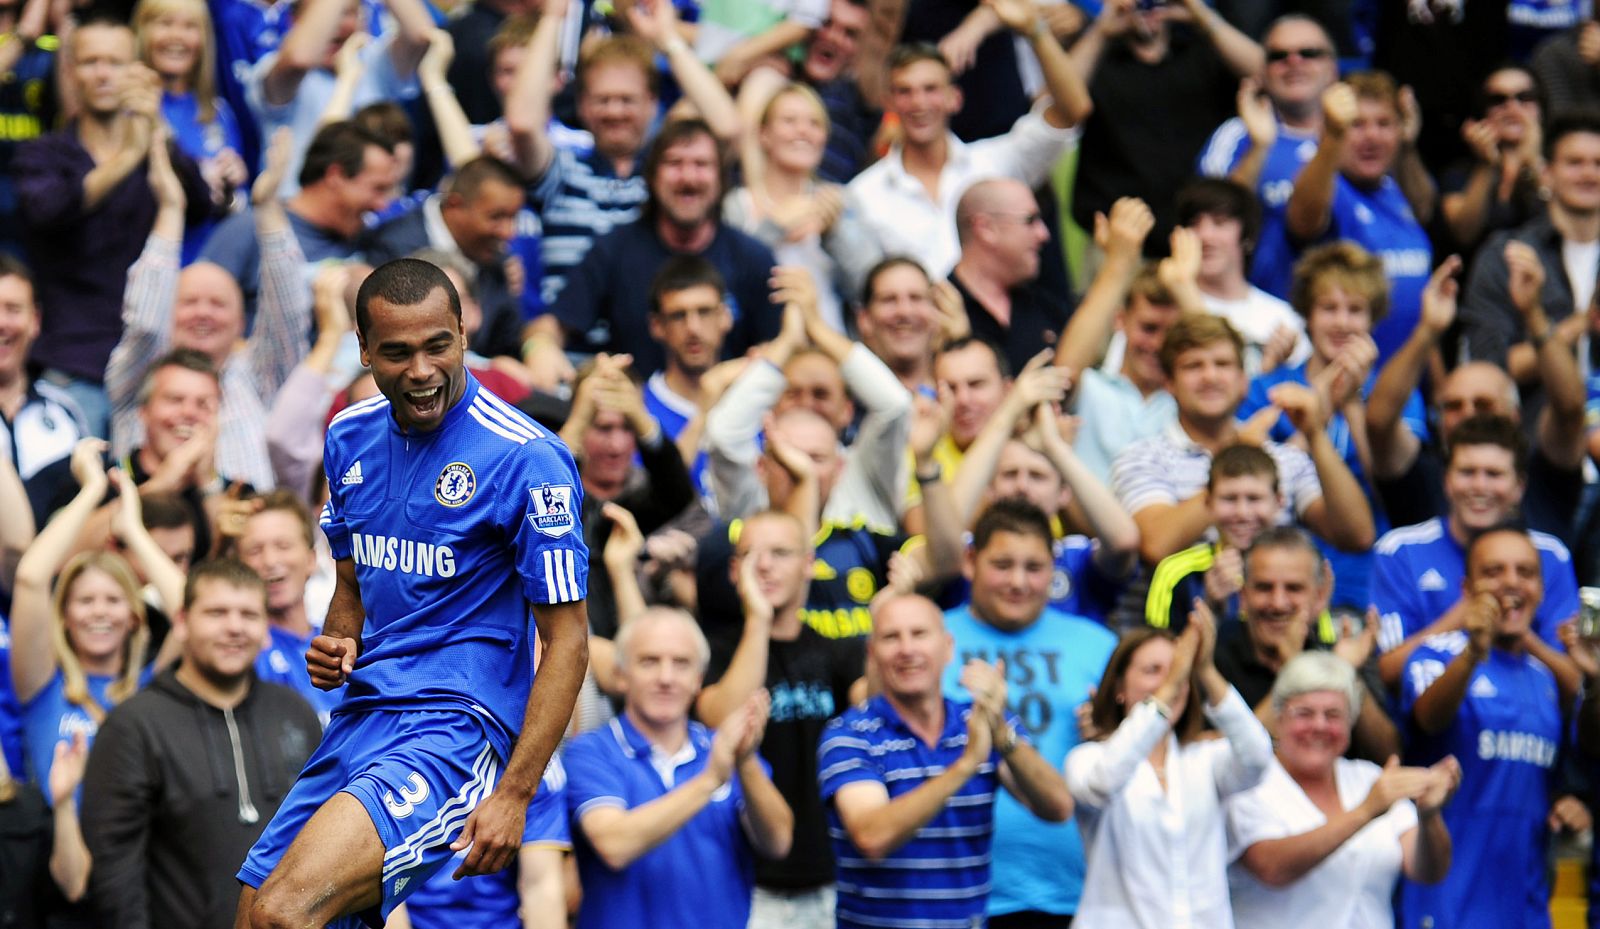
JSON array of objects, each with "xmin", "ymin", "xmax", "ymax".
[
  {"xmin": 1469, "ymin": 675, "xmax": 1498, "ymax": 699},
  {"xmin": 393, "ymin": 876, "xmax": 409, "ymax": 895},
  {"xmin": 342, "ymin": 461, "xmax": 364, "ymax": 485},
  {"xmin": 1419, "ymin": 568, "xmax": 1446, "ymax": 591}
]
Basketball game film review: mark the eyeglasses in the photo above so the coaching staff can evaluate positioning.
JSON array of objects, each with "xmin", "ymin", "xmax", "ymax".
[
  {"xmin": 1265, "ymin": 46, "xmax": 1331, "ymax": 64},
  {"xmin": 983, "ymin": 211, "xmax": 1044, "ymax": 226},
  {"xmin": 1486, "ymin": 90, "xmax": 1538, "ymax": 107}
]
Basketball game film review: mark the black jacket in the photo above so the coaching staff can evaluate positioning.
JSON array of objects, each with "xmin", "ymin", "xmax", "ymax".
[{"xmin": 79, "ymin": 669, "xmax": 320, "ymax": 929}]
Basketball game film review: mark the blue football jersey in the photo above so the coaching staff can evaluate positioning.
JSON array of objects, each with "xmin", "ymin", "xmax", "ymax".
[
  {"xmin": 319, "ymin": 374, "xmax": 589, "ymax": 760},
  {"xmin": 1399, "ymin": 633, "xmax": 1561, "ymax": 929}
]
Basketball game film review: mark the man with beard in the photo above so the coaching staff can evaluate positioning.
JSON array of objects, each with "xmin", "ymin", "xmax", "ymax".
[
  {"xmin": 535, "ymin": 120, "xmax": 780, "ymax": 377},
  {"xmin": 364, "ymin": 156, "xmax": 528, "ymax": 362}
]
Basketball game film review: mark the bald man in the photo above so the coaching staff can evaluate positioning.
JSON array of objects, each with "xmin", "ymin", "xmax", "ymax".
[
  {"xmin": 948, "ymin": 179, "xmax": 1072, "ymax": 373},
  {"xmin": 105, "ymin": 152, "xmax": 313, "ymax": 490},
  {"xmin": 1368, "ymin": 263, "xmax": 1587, "ymax": 543}
]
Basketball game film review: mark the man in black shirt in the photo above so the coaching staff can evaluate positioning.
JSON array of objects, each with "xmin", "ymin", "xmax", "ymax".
[{"xmin": 697, "ymin": 509, "xmax": 865, "ymax": 929}]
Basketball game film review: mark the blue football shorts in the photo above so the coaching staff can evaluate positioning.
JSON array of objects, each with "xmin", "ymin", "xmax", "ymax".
[{"xmin": 237, "ymin": 708, "xmax": 502, "ymax": 928}]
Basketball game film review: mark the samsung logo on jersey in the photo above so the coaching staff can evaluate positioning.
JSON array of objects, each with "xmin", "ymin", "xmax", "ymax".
[
  {"xmin": 1382, "ymin": 249, "xmax": 1431, "ymax": 278},
  {"xmin": 1477, "ymin": 729, "xmax": 1557, "ymax": 767},
  {"xmin": 351, "ymin": 533, "xmax": 457, "ymax": 578}
]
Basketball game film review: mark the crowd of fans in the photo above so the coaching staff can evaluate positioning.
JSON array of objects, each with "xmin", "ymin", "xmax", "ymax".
[{"xmin": 3, "ymin": 0, "xmax": 1600, "ymax": 926}]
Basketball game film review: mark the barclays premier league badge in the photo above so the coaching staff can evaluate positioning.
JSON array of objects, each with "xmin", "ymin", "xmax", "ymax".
[
  {"xmin": 528, "ymin": 483, "xmax": 575, "ymax": 537},
  {"xmin": 435, "ymin": 462, "xmax": 477, "ymax": 507}
]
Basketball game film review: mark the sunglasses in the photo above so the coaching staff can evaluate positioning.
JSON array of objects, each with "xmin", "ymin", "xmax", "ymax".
[
  {"xmin": 1486, "ymin": 90, "xmax": 1538, "ymax": 106},
  {"xmin": 1265, "ymin": 47, "xmax": 1330, "ymax": 63}
]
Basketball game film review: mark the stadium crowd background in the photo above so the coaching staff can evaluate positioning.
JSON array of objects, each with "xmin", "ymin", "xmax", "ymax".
[{"xmin": 2, "ymin": 0, "xmax": 1600, "ymax": 925}]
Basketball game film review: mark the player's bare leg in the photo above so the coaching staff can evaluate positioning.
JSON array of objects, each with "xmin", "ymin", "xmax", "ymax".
[{"xmin": 238, "ymin": 792, "xmax": 387, "ymax": 928}]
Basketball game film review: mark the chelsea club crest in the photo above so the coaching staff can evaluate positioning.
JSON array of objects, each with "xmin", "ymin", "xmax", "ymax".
[{"xmin": 435, "ymin": 462, "xmax": 477, "ymax": 507}]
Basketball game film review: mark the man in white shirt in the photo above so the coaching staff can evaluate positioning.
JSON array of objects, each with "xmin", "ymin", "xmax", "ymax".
[{"xmin": 846, "ymin": 0, "xmax": 1091, "ymax": 278}]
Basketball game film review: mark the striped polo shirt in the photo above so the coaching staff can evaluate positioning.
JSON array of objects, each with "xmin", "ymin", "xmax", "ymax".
[
  {"xmin": 819, "ymin": 696, "xmax": 1021, "ymax": 929},
  {"xmin": 528, "ymin": 147, "xmax": 650, "ymax": 306},
  {"xmin": 1110, "ymin": 420, "xmax": 1321, "ymax": 523}
]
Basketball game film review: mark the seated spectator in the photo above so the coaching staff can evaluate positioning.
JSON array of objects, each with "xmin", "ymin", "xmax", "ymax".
[
  {"xmin": 696, "ymin": 509, "xmax": 866, "ymax": 927},
  {"xmin": 1196, "ymin": 15, "xmax": 1337, "ymax": 247},
  {"xmin": 106, "ymin": 128, "xmax": 309, "ymax": 492},
  {"xmin": 246, "ymin": 0, "xmax": 431, "ymax": 192},
  {"xmin": 1051, "ymin": 199, "xmax": 1178, "ymax": 483},
  {"xmin": 1213, "ymin": 527, "xmax": 1400, "ymax": 763},
  {"xmin": 1399, "ymin": 525, "xmax": 1587, "ymax": 929},
  {"xmin": 1460, "ymin": 111, "xmax": 1600, "ymax": 384},
  {"xmin": 949, "ymin": 362, "xmax": 1138, "ymax": 624},
  {"xmin": 79, "ymin": 559, "xmax": 320, "ymax": 929},
  {"xmin": 942, "ymin": 499, "xmax": 1117, "ymax": 925},
  {"xmin": 365, "ymin": 156, "xmax": 528, "ymax": 362},
  {"xmin": 1238, "ymin": 241, "xmax": 1421, "ymax": 608},
  {"xmin": 557, "ymin": 355, "xmax": 695, "ymax": 639},
  {"xmin": 13, "ymin": 17, "xmax": 210, "ymax": 435},
  {"xmin": 398, "ymin": 756, "xmax": 568, "ymax": 929},
  {"xmin": 706, "ymin": 267, "xmax": 912, "ymax": 531},
  {"xmin": 1174, "ymin": 178, "xmax": 1309, "ymax": 376},
  {"xmin": 10, "ymin": 444, "xmax": 182, "ymax": 795},
  {"xmin": 1111, "ymin": 312, "xmax": 1375, "ymax": 566},
  {"xmin": 1069, "ymin": 0, "xmax": 1264, "ymax": 254},
  {"xmin": 855, "ymin": 257, "xmax": 965, "ymax": 395},
  {"xmin": 1145, "ymin": 444, "xmax": 1278, "ymax": 634},
  {"xmin": 202, "ymin": 121, "xmax": 397, "ymax": 318},
  {"xmin": 508, "ymin": 0, "xmax": 740, "ymax": 321},
  {"xmin": 725, "ymin": 81, "xmax": 881, "ymax": 335},
  {"xmin": 1368, "ymin": 262, "xmax": 1587, "ymax": 541},
  {"xmin": 849, "ymin": 25, "xmax": 1089, "ymax": 279},
  {"xmin": 1374, "ymin": 414, "xmax": 1582, "ymax": 687},
  {"xmin": 948, "ymin": 178, "xmax": 1072, "ymax": 374},
  {"xmin": 532, "ymin": 120, "xmax": 781, "ymax": 377},
  {"xmin": 562, "ymin": 608, "xmax": 794, "ymax": 929},
  {"xmin": 1225, "ymin": 652, "xmax": 1458, "ymax": 929},
  {"xmin": 134, "ymin": 0, "xmax": 248, "ymax": 260},
  {"xmin": 819, "ymin": 594, "xmax": 1073, "ymax": 929},
  {"xmin": 237, "ymin": 492, "xmax": 341, "ymax": 724},
  {"xmin": 1438, "ymin": 66, "xmax": 1545, "ymax": 252},
  {"xmin": 1065, "ymin": 606, "xmax": 1270, "ymax": 928},
  {"xmin": 0, "ymin": 256, "xmax": 88, "ymax": 526},
  {"xmin": 1281, "ymin": 73, "xmax": 1433, "ymax": 361}
]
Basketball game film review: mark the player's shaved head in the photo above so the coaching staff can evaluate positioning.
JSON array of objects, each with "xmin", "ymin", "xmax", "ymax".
[{"xmin": 355, "ymin": 258, "xmax": 462, "ymax": 339}]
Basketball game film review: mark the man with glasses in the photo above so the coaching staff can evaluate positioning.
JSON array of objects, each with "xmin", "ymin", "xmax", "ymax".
[
  {"xmin": 1439, "ymin": 67, "xmax": 1545, "ymax": 249},
  {"xmin": 947, "ymin": 179, "xmax": 1068, "ymax": 373}
]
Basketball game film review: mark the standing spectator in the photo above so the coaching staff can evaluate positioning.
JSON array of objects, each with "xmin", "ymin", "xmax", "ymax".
[
  {"xmin": 1281, "ymin": 74, "xmax": 1434, "ymax": 361},
  {"xmin": 246, "ymin": 0, "xmax": 433, "ymax": 193},
  {"xmin": 1399, "ymin": 526, "xmax": 1587, "ymax": 929},
  {"xmin": 563, "ymin": 609, "xmax": 794, "ymax": 929},
  {"xmin": 932, "ymin": 337, "xmax": 1013, "ymax": 473},
  {"xmin": 848, "ymin": 0, "xmax": 1093, "ymax": 279},
  {"xmin": 201, "ymin": 121, "xmax": 397, "ymax": 318},
  {"xmin": 695, "ymin": 0, "xmax": 825, "ymax": 84},
  {"xmin": 696, "ymin": 510, "xmax": 866, "ymax": 929},
  {"xmin": 792, "ymin": 0, "xmax": 888, "ymax": 184},
  {"xmin": 641, "ymin": 256, "xmax": 737, "ymax": 500},
  {"xmin": 1065, "ymin": 606, "xmax": 1271, "ymax": 928},
  {"xmin": 819, "ymin": 594, "xmax": 1073, "ymax": 929},
  {"xmin": 443, "ymin": 0, "xmax": 538, "ymax": 125},
  {"xmin": 0, "ymin": 256, "xmax": 88, "ymax": 527},
  {"xmin": 948, "ymin": 178, "xmax": 1071, "ymax": 374},
  {"xmin": 535, "ymin": 120, "xmax": 781, "ymax": 376},
  {"xmin": 1174, "ymin": 178, "xmax": 1309, "ymax": 376},
  {"xmin": 1460, "ymin": 111, "xmax": 1600, "ymax": 381},
  {"xmin": 942, "ymin": 500, "xmax": 1117, "ymax": 927},
  {"xmin": 11, "ymin": 444, "xmax": 183, "ymax": 794},
  {"xmin": 133, "ymin": 0, "xmax": 248, "ymax": 260},
  {"xmin": 1438, "ymin": 66, "xmax": 1545, "ymax": 251},
  {"xmin": 79, "ymin": 559, "xmax": 320, "ymax": 929},
  {"xmin": 1069, "ymin": 0, "xmax": 1264, "ymax": 254},
  {"xmin": 855, "ymin": 258, "xmax": 960, "ymax": 395},
  {"xmin": 725, "ymin": 82, "xmax": 882, "ymax": 335},
  {"xmin": 1225, "ymin": 652, "xmax": 1458, "ymax": 929},
  {"xmin": 106, "ymin": 127, "xmax": 309, "ymax": 492},
  {"xmin": 0, "ymin": 0, "xmax": 62, "ymax": 259},
  {"xmin": 13, "ymin": 19, "xmax": 209, "ymax": 436},
  {"xmin": 1532, "ymin": 11, "xmax": 1600, "ymax": 114}
]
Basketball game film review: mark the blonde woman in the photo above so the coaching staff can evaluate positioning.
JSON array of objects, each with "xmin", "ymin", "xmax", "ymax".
[
  {"xmin": 728, "ymin": 80, "xmax": 881, "ymax": 334},
  {"xmin": 134, "ymin": 0, "xmax": 247, "ymax": 221},
  {"xmin": 10, "ymin": 440, "xmax": 182, "ymax": 798}
]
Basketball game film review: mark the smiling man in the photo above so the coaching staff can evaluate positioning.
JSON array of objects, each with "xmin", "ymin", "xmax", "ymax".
[{"xmin": 234, "ymin": 258, "xmax": 589, "ymax": 929}]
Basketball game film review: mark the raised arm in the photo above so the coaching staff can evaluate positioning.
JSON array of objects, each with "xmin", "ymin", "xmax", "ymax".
[
  {"xmin": 265, "ymin": 0, "xmax": 351, "ymax": 106},
  {"xmin": 82, "ymin": 67, "xmax": 158, "ymax": 211},
  {"xmin": 1055, "ymin": 197, "xmax": 1153, "ymax": 382},
  {"xmin": 1067, "ymin": 0, "xmax": 1134, "ymax": 84},
  {"xmin": 10, "ymin": 440, "xmax": 107, "ymax": 703},
  {"xmin": 733, "ymin": 693, "xmax": 795, "ymax": 859},
  {"xmin": 381, "ymin": 0, "xmax": 437, "ymax": 81},
  {"xmin": 316, "ymin": 32, "xmax": 368, "ymax": 126},
  {"xmin": 504, "ymin": 2, "xmax": 564, "ymax": 180},
  {"xmin": 628, "ymin": 0, "xmax": 741, "ymax": 144},
  {"xmin": 104, "ymin": 134, "xmax": 184, "ymax": 413},
  {"xmin": 1228, "ymin": 78, "xmax": 1277, "ymax": 192},
  {"xmin": 418, "ymin": 30, "xmax": 481, "ymax": 169},
  {"xmin": 1173, "ymin": 0, "xmax": 1263, "ymax": 77},
  {"xmin": 961, "ymin": 658, "xmax": 1072, "ymax": 821},
  {"xmin": 696, "ymin": 557, "xmax": 776, "ymax": 726},
  {"xmin": 987, "ymin": 0, "xmax": 1092, "ymax": 128},
  {"xmin": 1510, "ymin": 242, "xmax": 1590, "ymax": 470},
  {"xmin": 950, "ymin": 354, "xmax": 1069, "ymax": 526},
  {"xmin": 1034, "ymin": 404, "xmax": 1139, "ymax": 577},
  {"xmin": 249, "ymin": 128, "xmax": 313, "ymax": 395},
  {"xmin": 1410, "ymin": 594, "xmax": 1493, "ymax": 736},
  {"xmin": 1368, "ymin": 258, "xmax": 1457, "ymax": 479},
  {"xmin": 1272, "ymin": 383, "xmax": 1376, "ymax": 551},
  {"xmin": 1285, "ymin": 82, "xmax": 1354, "ymax": 243},
  {"xmin": 1392, "ymin": 87, "xmax": 1436, "ymax": 225},
  {"xmin": 107, "ymin": 469, "xmax": 184, "ymax": 618},
  {"xmin": 46, "ymin": 734, "xmax": 91, "ymax": 904}
]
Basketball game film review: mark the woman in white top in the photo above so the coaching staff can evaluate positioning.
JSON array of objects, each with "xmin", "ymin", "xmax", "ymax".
[
  {"xmin": 1225, "ymin": 652, "xmax": 1458, "ymax": 929},
  {"xmin": 1065, "ymin": 602, "xmax": 1271, "ymax": 929}
]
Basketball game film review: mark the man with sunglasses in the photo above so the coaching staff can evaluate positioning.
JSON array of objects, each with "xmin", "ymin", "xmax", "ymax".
[{"xmin": 947, "ymin": 179, "xmax": 1069, "ymax": 374}]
